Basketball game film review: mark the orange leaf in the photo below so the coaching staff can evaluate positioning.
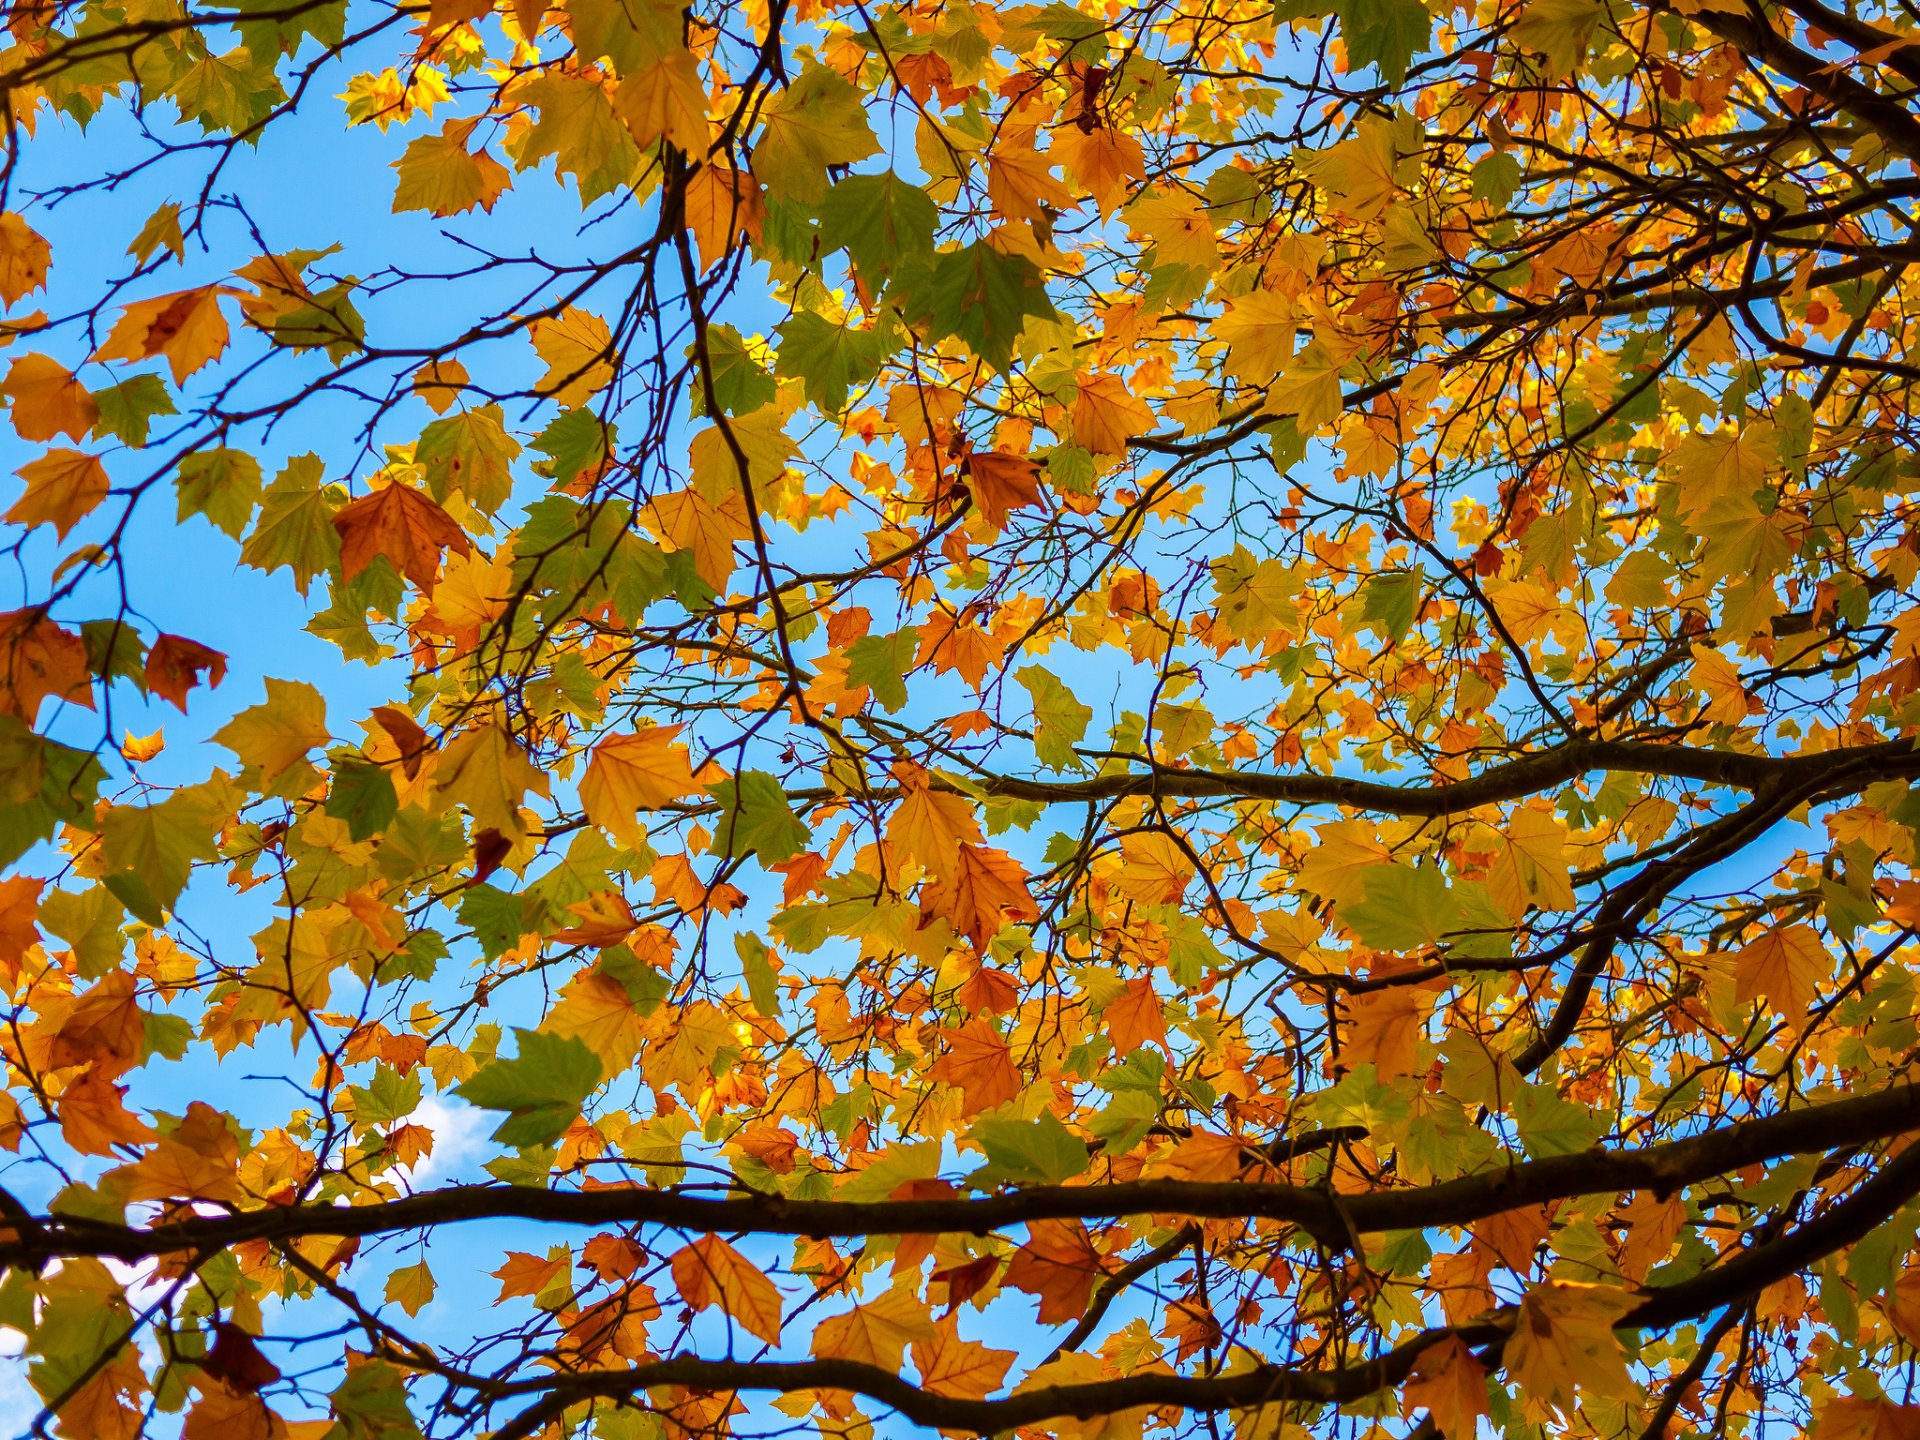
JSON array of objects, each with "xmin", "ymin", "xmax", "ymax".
[
  {"xmin": 92, "ymin": 286, "xmax": 231, "ymax": 383},
  {"xmin": 920, "ymin": 843, "xmax": 1038, "ymax": 951},
  {"xmin": 0, "ymin": 876, "xmax": 42, "ymax": 980},
  {"xmin": 911, "ymin": 1315, "xmax": 1016, "ymax": 1400},
  {"xmin": 1404, "ymin": 1335, "xmax": 1489, "ymax": 1439},
  {"xmin": 1734, "ymin": 923, "xmax": 1825, "ymax": 1020},
  {"xmin": 8, "ymin": 447, "xmax": 109, "ymax": 538},
  {"xmin": 1103, "ymin": 975, "xmax": 1167, "ymax": 1056},
  {"xmin": 1071, "ymin": 372, "xmax": 1154, "ymax": 456},
  {"xmin": 4, "ymin": 353, "xmax": 99, "ymax": 441},
  {"xmin": 331, "ymin": 482, "xmax": 472, "ymax": 589},
  {"xmin": 669, "ymin": 1234, "xmax": 784, "ymax": 1344},
  {"xmin": 493, "ymin": 1249, "xmax": 570, "ymax": 1301},
  {"xmin": 581, "ymin": 725, "xmax": 705, "ymax": 848},
  {"xmin": 811, "ymin": 1288, "xmax": 936, "ymax": 1369},
  {"xmin": 962, "ymin": 451, "xmax": 1044, "ymax": 528},
  {"xmin": 59, "ymin": 1069, "xmax": 157, "ymax": 1156},
  {"xmin": 145, "ymin": 633, "xmax": 227, "ymax": 713},
  {"xmin": 1002, "ymin": 1218, "xmax": 1106, "ymax": 1324},
  {"xmin": 0, "ymin": 212, "xmax": 52, "ymax": 307},
  {"xmin": 927, "ymin": 1017, "xmax": 1021, "ymax": 1115},
  {"xmin": 0, "ymin": 608, "xmax": 91, "ymax": 724}
]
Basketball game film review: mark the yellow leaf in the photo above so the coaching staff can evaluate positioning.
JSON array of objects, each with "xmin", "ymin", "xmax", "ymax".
[
  {"xmin": 1688, "ymin": 644, "xmax": 1754, "ymax": 725},
  {"xmin": 391, "ymin": 119, "xmax": 512, "ymax": 216},
  {"xmin": 530, "ymin": 305, "xmax": 615, "ymax": 409},
  {"xmin": 887, "ymin": 780, "xmax": 981, "ymax": 878},
  {"xmin": 431, "ymin": 723, "xmax": 551, "ymax": 841},
  {"xmin": 988, "ymin": 143, "xmax": 1074, "ymax": 225},
  {"xmin": 543, "ymin": 964, "xmax": 649, "ymax": 1071},
  {"xmin": 1478, "ymin": 805, "xmax": 1574, "ymax": 919},
  {"xmin": 581, "ymin": 725, "xmax": 704, "ymax": 849},
  {"xmin": 214, "ymin": 678, "xmax": 330, "ymax": 782},
  {"xmin": 1211, "ymin": 290, "xmax": 1297, "ymax": 384},
  {"xmin": 8, "ymin": 448, "xmax": 109, "ymax": 538},
  {"xmin": 811, "ymin": 1288, "xmax": 936, "ymax": 1369},
  {"xmin": 1053, "ymin": 125, "xmax": 1144, "ymax": 217},
  {"xmin": 912, "ymin": 1316, "xmax": 1016, "ymax": 1400},
  {"xmin": 1503, "ymin": 1281, "xmax": 1636, "ymax": 1416},
  {"xmin": 3, "ymin": 353, "xmax": 99, "ymax": 441},
  {"xmin": 1113, "ymin": 831, "xmax": 1194, "ymax": 904},
  {"xmin": 642, "ymin": 485, "xmax": 752, "ymax": 589},
  {"xmin": 670, "ymin": 1234, "xmax": 784, "ymax": 1343},
  {"xmin": 614, "ymin": 49, "xmax": 709, "ymax": 155},
  {"xmin": 1072, "ymin": 372, "xmax": 1154, "ymax": 456},
  {"xmin": 1265, "ymin": 340, "xmax": 1344, "ymax": 434},
  {"xmin": 121, "ymin": 727, "xmax": 164, "ymax": 763},
  {"xmin": 1297, "ymin": 120, "xmax": 1403, "ymax": 221}
]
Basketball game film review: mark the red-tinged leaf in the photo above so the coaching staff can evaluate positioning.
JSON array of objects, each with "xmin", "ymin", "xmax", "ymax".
[
  {"xmin": 144, "ymin": 633, "xmax": 227, "ymax": 713},
  {"xmin": 331, "ymin": 482, "xmax": 472, "ymax": 589}
]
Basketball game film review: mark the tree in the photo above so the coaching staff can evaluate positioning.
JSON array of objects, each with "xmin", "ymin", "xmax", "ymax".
[{"xmin": 2, "ymin": 0, "xmax": 1920, "ymax": 1434}]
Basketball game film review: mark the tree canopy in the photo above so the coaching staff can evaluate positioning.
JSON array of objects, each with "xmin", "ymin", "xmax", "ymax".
[{"xmin": 2, "ymin": 0, "xmax": 1920, "ymax": 1436}]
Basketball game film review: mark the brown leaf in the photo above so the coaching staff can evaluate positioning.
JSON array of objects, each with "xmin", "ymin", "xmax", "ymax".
[{"xmin": 331, "ymin": 482, "xmax": 471, "ymax": 589}]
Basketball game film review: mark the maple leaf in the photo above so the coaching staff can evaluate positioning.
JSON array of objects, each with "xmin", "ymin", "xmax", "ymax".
[
  {"xmin": 392, "ymin": 119, "xmax": 512, "ymax": 216},
  {"xmin": 91, "ymin": 286, "xmax": 232, "ymax": 383},
  {"xmin": 0, "ymin": 608, "xmax": 91, "ymax": 723},
  {"xmin": 215, "ymin": 678, "xmax": 329, "ymax": 781},
  {"xmin": 886, "ymin": 776, "xmax": 981, "ymax": 878},
  {"xmin": 754, "ymin": 64, "xmax": 879, "ymax": 202},
  {"xmin": 1734, "ymin": 923, "xmax": 1825, "ymax": 1019},
  {"xmin": 144, "ymin": 633, "xmax": 227, "ymax": 712},
  {"xmin": 920, "ymin": 843, "xmax": 1039, "ymax": 951},
  {"xmin": 331, "ymin": 481, "xmax": 472, "ymax": 589},
  {"xmin": 1503, "ymin": 1281, "xmax": 1637, "ymax": 1416},
  {"xmin": 4, "ymin": 354, "xmax": 99, "ymax": 441},
  {"xmin": 1403, "ymin": 1335, "xmax": 1489, "ymax": 1439},
  {"xmin": 581, "ymin": 725, "xmax": 704, "ymax": 847},
  {"xmin": 8, "ymin": 449, "xmax": 110, "ymax": 540},
  {"xmin": 1053, "ymin": 125, "xmax": 1145, "ymax": 217},
  {"xmin": 927, "ymin": 1017, "xmax": 1022, "ymax": 1114},
  {"xmin": 911, "ymin": 1316, "xmax": 1016, "ymax": 1400},
  {"xmin": 683, "ymin": 161, "xmax": 764, "ymax": 269},
  {"xmin": 811, "ymin": 1289, "xmax": 937, "ymax": 1369},
  {"xmin": 670, "ymin": 1234, "xmax": 784, "ymax": 1344},
  {"xmin": 1003, "ymin": 1219, "xmax": 1108, "ymax": 1324},
  {"xmin": 0, "ymin": 212, "xmax": 51, "ymax": 306},
  {"xmin": 615, "ymin": 49, "xmax": 709, "ymax": 154},
  {"xmin": 962, "ymin": 450, "xmax": 1045, "ymax": 529}
]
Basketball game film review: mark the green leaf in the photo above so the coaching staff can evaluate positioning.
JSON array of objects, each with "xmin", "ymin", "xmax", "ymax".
[
  {"xmin": 531, "ymin": 410, "xmax": 612, "ymax": 487},
  {"xmin": 844, "ymin": 628, "xmax": 917, "ymax": 712},
  {"xmin": 707, "ymin": 770, "xmax": 808, "ymax": 864},
  {"xmin": 1359, "ymin": 568, "xmax": 1423, "ymax": 642},
  {"xmin": 455, "ymin": 1028, "xmax": 603, "ymax": 1147},
  {"xmin": 1336, "ymin": 0, "xmax": 1430, "ymax": 84},
  {"xmin": 241, "ymin": 454, "xmax": 341, "ymax": 595},
  {"xmin": 1016, "ymin": 666, "xmax": 1092, "ymax": 771},
  {"xmin": 417, "ymin": 405, "xmax": 520, "ymax": 513},
  {"xmin": 1472, "ymin": 151, "xmax": 1523, "ymax": 207},
  {"xmin": 1512, "ymin": 1084, "xmax": 1606, "ymax": 1158},
  {"xmin": 326, "ymin": 1359, "xmax": 424, "ymax": 1440},
  {"xmin": 754, "ymin": 64, "xmax": 880, "ymax": 203},
  {"xmin": 967, "ymin": 1109, "xmax": 1091, "ymax": 1187},
  {"xmin": 816, "ymin": 172, "xmax": 939, "ymax": 283},
  {"xmin": 352, "ymin": 1065, "xmax": 423, "ymax": 1128},
  {"xmin": 0, "ymin": 719, "xmax": 106, "ymax": 869},
  {"xmin": 91, "ymin": 374, "xmax": 175, "ymax": 447},
  {"xmin": 774, "ymin": 311, "xmax": 883, "ymax": 414},
  {"xmin": 384, "ymin": 1260, "xmax": 436, "ymax": 1318},
  {"xmin": 176, "ymin": 447, "xmax": 264, "ymax": 538},
  {"xmin": 1343, "ymin": 863, "xmax": 1459, "ymax": 951},
  {"xmin": 326, "ymin": 757, "xmax": 400, "ymax": 842},
  {"xmin": 703, "ymin": 324, "xmax": 777, "ymax": 417},
  {"xmin": 38, "ymin": 887, "xmax": 125, "ymax": 979},
  {"xmin": 736, "ymin": 932, "xmax": 781, "ymax": 1017},
  {"xmin": 99, "ymin": 787, "xmax": 224, "ymax": 921},
  {"xmin": 916, "ymin": 243, "xmax": 1057, "ymax": 373}
]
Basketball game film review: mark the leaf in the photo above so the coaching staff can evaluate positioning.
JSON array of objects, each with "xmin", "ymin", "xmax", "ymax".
[
  {"xmin": 4, "ymin": 354, "xmax": 99, "ymax": 441},
  {"xmin": 144, "ymin": 634, "xmax": 227, "ymax": 712},
  {"xmin": 331, "ymin": 481, "xmax": 472, "ymax": 589},
  {"xmin": 1734, "ymin": 924, "xmax": 1825, "ymax": 1020},
  {"xmin": 927, "ymin": 1016, "xmax": 1022, "ymax": 1114},
  {"xmin": 754, "ymin": 64, "xmax": 879, "ymax": 202},
  {"xmin": 99, "ymin": 787, "xmax": 223, "ymax": 919},
  {"xmin": 1337, "ymin": 0, "xmax": 1430, "ymax": 83},
  {"xmin": 1509, "ymin": 0, "xmax": 1607, "ymax": 77},
  {"xmin": 811, "ymin": 1289, "xmax": 936, "ymax": 1369},
  {"xmin": 669, "ymin": 1234, "xmax": 784, "ymax": 1343},
  {"xmin": 0, "ymin": 610, "xmax": 92, "ymax": 725},
  {"xmin": 843, "ymin": 628, "xmax": 917, "ymax": 712},
  {"xmin": 706, "ymin": 770, "xmax": 808, "ymax": 864},
  {"xmin": 91, "ymin": 374, "xmax": 176, "ymax": 447},
  {"xmin": 911, "ymin": 1317, "xmax": 1016, "ymax": 1400},
  {"xmin": 8, "ymin": 449, "xmax": 109, "ymax": 539},
  {"xmin": 384, "ymin": 1261, "xmax": 436, "ymax": 1317},
  {"xmin": 530, "ymin": 306, "xmax": 616, "ymax": 409},
  {"xmin": 816, "ymin": 172, "xmax": 938, "ymax": 283},
  {"xmin": 432, "ymin": 723, "xmax": 551, "ymax": 840},
  {"xmin": 1343, "ymin": 863, "xmax": 1458, "ymax": 951},
  {"xmin": 920, "ymin": 844, "xmax": 1039, "ymax": 952},
  {"xmin": 215, "ymin": 678, "xmax": 329, "ymax": 781},
  {"xmin": 581, "ymin": 725, "xmax": 704, "ymax": 848},
  {"xmin": 1002, "ymin": 1218, "xmax": 1105, "ymax": 1323},
  {"xmin": 1016, "ymin": 666, "xmax": 1092, "ymax": 770},
  {"xmin": 455, "ymin": 1027, "xmax": 603, "ymax": 1146},
  {"xmin": 887, "ymin": 780, "xmax": 980, "ymax": 878},
  {"xmin": 176, "ymin": 447, "xmax": 264, "ymax": 537},
  {"xmin": 613, "ymin": 48, "xmax": 709, "ymax": 154},
  {"xmin": 392, "ymin": 118, "xmax": 512, "ymax": 215},
  {"xmin": 1404, "ymin": 1335, "xmax": 1489, "ymax": 1439},
  {"xmin": 774, "ymin": 310, "xmax": 882, "ymax": 414},
  {"xmin": 1071, "ymin": 372, "xmax": 1154, "ymax": 456},
  {"xmin": 1503, "ymin": 1281, "xmax": 1636, "ymax": 1414},
  {"xmin": 962, "ymin": 451, "xmax": 1044, "ymax": 528},
  {"xmin": 967, "ymin": 1109, "xmax": 1090, "ymax": 1186},
  {"xmin": 91, "ymin": 286, "xmax": 231, "ymax": 383},
  {"xmin": 241, "ymin": 454, "xmax": 340, "ymax": 594},
  {"xmin": 918, "ymin": 243, "xmax": 1057, "ymax": 373},
  {"xmin": 416, "ymin": 405, "xmax": 520, "ymax": 512},
  {"xmin": 0, "ymin": 212, "xmax": 51, "ymax": 306}
]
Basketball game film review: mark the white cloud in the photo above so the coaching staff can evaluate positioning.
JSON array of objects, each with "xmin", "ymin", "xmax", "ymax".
[{"xmin": 401, "ymin": 1096, "xmax": 490, "ymax": 1188}]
